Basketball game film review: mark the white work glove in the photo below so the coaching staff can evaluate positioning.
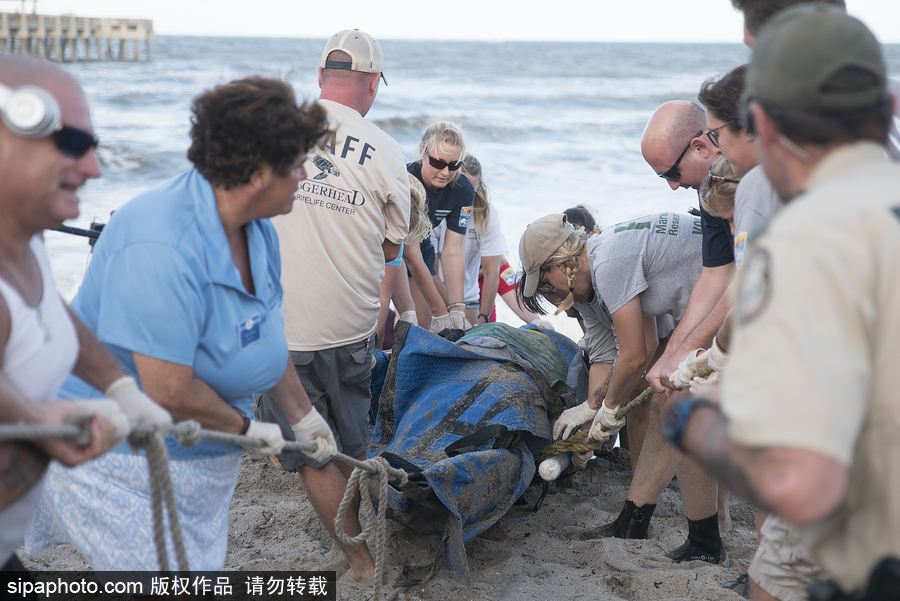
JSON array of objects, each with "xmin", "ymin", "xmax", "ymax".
[
  {"xmin": 689, "ymin": 370, "xmax": 721, "ymax": 394},
  {"xmin": 398, "ymin": 310, "xmax": 417, "ymax": 325},
  {"xmin": 72, "ymin": 399, "xmax": 131, "ymax": 447},
  {"xmin": 552, "ymin": 401, "xmax": 598, "ymax": 440},
  {"xmin": 671, "ymin": 348, "xmax": 710, "ymax": 390},
  {"xmin": 430, "ymin": 312, "xmax": 452, "ymax": 333},
  {"xmin": 291, "ymin": 408, "xmax": 337, "ymax": 462},
  {"xmin": 708, "ymin": 336, "xmax": 729, "ymax": 374},
  {"xmin": 529, "ymin": 317, "xmax": 556, "ymax": 331},
  {"xmin": 449, "ymin": 308, "xmax": 471, "ymax": 330},
  {"xmin": 588, "ymin": 403, "xmax": 626, "ymax": 442},
  {"xmin": 245, "ymin": 420, "xmax": 286, "ymax": 455},
  {"xmin": 105, "ymin": 376, "xmax": 172, "ymax": 428}
]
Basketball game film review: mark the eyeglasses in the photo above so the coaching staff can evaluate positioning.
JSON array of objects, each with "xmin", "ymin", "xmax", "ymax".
[
  {"xmin": 657, "ymin": 130, "xmax": 702, "ymax": 181},
  {"xmin": 53, "ymin": 123, "xmax": 99, "ymax": 158},
  {"xmin": 706, "ymin": 169, "xmax": 741, "ymax": 186},
  {"xmin": 425, "ymin": 150, "xmax": 462, "ymax": 172},
  {"xmin": 704, "ymin": 120, "xmax": 737, "ymax": 148},
  {"xmin": 537, "ymin": 281, "xmax": 557, "ymax": 295}
]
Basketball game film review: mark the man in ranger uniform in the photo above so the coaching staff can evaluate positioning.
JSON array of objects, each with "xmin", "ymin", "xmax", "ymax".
[{"xmin": 258, "ymin": 29, "xmax": 410, "ymax": 588}]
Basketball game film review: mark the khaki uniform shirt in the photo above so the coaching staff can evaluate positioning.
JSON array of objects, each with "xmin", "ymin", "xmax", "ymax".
[
  {"xmin": 724, "ymin": 141, "xmax": 900, "ymax": 592},
  {"xmin": 274, "ymin": 100, "xmax": 410, "ymax": 351}
]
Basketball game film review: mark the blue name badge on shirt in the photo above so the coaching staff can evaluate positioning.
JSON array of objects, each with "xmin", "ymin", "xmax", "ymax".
[{"xmin": 238, "ymin": 313, "xmax": 261, "ymax": 350}]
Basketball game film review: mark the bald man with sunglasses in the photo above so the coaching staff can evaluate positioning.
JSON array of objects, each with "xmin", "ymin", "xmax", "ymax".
[{"xmin": 584, "ymin": 101, "xmax": 734, "ymax": 564}]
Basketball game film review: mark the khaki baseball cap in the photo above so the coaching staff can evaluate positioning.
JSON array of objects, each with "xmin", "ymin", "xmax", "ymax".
[
  {"xmin": 321, "ymin": 29, "xmax": 387, "ymax": 85},
  {"xmin": 519, "ymin": 214, "xmax": 575, "ymax": 298},
  {"xmin": 744, "ymin": 5, "xmax": 885, "ymax": 113}
]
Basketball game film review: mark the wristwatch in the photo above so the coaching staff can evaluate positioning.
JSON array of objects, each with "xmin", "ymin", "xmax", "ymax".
[{"xmin": 662, "ymin": 397, "xmax": 717, "ymax": 449}]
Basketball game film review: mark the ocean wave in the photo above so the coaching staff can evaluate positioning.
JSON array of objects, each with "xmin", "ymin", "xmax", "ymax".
[{"xmin": 95, "ymin": 146, "xmax": 156, "ymax": 172}]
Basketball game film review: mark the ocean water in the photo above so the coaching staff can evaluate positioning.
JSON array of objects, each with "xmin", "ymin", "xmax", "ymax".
[{"xmin": 46, "ymin": 37, "xmax": 900, "ymax": 318}]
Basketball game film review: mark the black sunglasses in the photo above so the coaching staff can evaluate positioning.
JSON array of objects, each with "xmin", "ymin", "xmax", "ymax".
[
  {"xmin": 657, "ymin": 130, "xmax": 702, "ymax": 181},
  {"xmin": 704, "ymin": 120, "xmax": 737, "ymax": 148},
  {"xmin": 53, "ymin": 123, "xmax": 99, "ymax": 158},
  {"xmin": 425, "ymin": 150, "xmax": 462, "ymax": 172}
]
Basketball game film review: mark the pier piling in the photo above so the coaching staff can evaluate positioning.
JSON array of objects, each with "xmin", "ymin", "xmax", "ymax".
[{"xmin": 0, "ymin": 13, "xmax": 154, "ymax": 61}]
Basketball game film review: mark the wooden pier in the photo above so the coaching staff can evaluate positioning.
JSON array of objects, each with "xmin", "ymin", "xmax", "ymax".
[{"xmin": 0, "ymin": 13, "xmax": 154, "ymax": 62}]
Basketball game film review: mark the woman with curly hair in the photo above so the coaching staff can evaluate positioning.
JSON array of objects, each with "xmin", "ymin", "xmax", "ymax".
[{"xmin": 26, "ymin": 76, "xmax": 337, "ymax": 571}]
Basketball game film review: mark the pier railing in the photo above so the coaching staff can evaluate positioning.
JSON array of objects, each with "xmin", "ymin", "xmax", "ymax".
[{"xmin": 0, "ymin": 13, "xmax": 154, "ymax": 61}]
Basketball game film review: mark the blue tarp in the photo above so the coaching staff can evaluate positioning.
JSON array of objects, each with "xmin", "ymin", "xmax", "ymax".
[{"xmin": 368, "ymin": 321, "xmax": 588, "ymax": 580}]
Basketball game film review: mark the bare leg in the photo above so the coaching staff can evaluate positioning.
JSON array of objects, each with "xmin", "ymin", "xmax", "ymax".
[
  {"xmin": 299, "ymin": 461, "xmax": 375, "ymax": 587},
  {"xmin": 718, "ymin": 485, "xmax": 733, "ymax": 532},
  {"xmin": 627, "ymin": 393, "xmax": 676, "ymax": 506}
]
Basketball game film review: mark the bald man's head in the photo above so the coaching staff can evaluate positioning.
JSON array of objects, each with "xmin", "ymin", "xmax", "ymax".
[{"xmin": 641, "ymin": 100, "xmax": 718, "ymax": 190}]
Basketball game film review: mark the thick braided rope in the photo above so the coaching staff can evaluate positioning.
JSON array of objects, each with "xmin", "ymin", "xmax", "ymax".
[
  {"xmin": 535, "ymin": 368, "xmax": 713, "ymax": 464},
  {"xmin": 0, "ymin": 417, "xmax": 90, "ymax": 446},
  {"xmin": 332, "ymin": 456, "xmax": 406, "ymax": 601},
  {"xmin": 0, "ymin": 416, "xmax": 411, "ymax": 590},
  {"xmin": 127, "ymin": 422, "xmax": 189, "ymax": 573}
]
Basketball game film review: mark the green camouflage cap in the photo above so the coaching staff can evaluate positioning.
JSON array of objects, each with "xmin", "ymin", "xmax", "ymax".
[{"xmin": 744, "ymin": 5, "xmax": 886, "ymax": 113}]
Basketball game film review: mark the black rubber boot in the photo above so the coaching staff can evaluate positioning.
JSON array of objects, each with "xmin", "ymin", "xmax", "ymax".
[
  {"xmin": 579, "ymin": 500, "xmax": 656, "ymax": 540},
  {"xmin": 666, "ymin": 512, "xmax": 727, "ymax": 564}
]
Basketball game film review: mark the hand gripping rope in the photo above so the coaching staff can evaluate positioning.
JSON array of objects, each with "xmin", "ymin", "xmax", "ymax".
[
  {"xmin": 0, "ymin": 418, "xmax": 409, "ymax": 601},
  {"xmin": 536, "ymin": 366, "xmax": 714, "ymax": 470}
]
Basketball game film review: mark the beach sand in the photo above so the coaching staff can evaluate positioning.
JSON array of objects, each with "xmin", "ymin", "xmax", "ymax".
[{"xmin": 20, "ymin": 445, "xmax": 756, "ymax": 601}]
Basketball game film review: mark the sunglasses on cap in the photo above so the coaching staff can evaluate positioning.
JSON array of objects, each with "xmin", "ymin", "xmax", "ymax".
[
  {"xmin": 53, "ymin": 123, "xmax": 99, "ymax": 158},
  {"xmin": 425, "ymin": 150, "xmax": 462, "ymax": 172},
  {"xmin": 704, "ymin": 120, "xmax": 737, "ymax": 148},
  {"xmin": 657, "ymin": 130, "xmax": 702, "ymax": 181}
]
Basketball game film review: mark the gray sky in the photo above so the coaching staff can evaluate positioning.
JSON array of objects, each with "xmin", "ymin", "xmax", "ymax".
[{"xmin": 14, "ymin": 0, "xmax": 900, "ymax": 43}]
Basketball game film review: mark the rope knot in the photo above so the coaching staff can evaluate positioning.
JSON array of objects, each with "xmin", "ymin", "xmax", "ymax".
[{"xmin": 172, "ymin": 420, "xmax": 202, "ymax": 448}]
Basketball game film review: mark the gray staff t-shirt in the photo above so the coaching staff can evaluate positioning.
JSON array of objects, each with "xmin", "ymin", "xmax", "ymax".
[{"xmin": 587, "ymin": 213, "xmax": 702, "ymax": 320}]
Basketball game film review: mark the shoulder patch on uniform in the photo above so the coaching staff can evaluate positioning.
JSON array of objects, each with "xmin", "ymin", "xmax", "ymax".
[
  {"xmin": 458, "ymin": 206, "xmax": 473, "ymax": 228},
  {"xmin": 892, "ymin": 206, "xmax": 900, "ymax": 222},
  {"xmin": 736, "ymin": 247, "xmax": 771, "ymax": 326}
]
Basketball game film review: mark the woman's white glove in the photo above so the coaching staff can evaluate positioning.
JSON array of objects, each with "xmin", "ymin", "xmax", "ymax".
[
  {"xmin": 529, "ymin": 317, "xmax": 556, "ymax": 331},
  {"xmin": 671, "ymin": 348, "xmax": 710, "ymax": 390},
  {"xmin": 72, "ymin": 399, "xmax": 131, "ymax": 447},
  {"xmin": 105, "ymin": 376, "xmax": 172, "ymax": 427},
  {"xmin": 588, "ymin": 403, "xmax": 626, "ymax": 442},
  {"xmin": 291, "ymin": 408, "xmax": 337, "ymax": 462},
  {"xmin": 398, "ymin": 310, "xmax": 417, "ymax": 324},
  {"xmin": 430, "ymin": 312, "xmax": 452, "ymax": 333},
  {"xmin": 449, "ymin": 308, "xmax": 471, "ymax": 330},
  {"xmin": 552, "ymin": 401, "xmax": 598, "ymax": 440},
  {"xmin": 245, "ymin": 420, "xmax": 286, "ymax": 455},
  {"xmin": 707, "ymin": 336, "xmax": 729, "ymax": 374}
]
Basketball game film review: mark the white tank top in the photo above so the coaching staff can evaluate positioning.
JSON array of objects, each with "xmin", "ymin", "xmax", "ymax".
[
  {"xmin": 1, "ymin": 236, "xmax": 78, "ymax": 400},
  {"xmin": 0, "ymin": 235, "xmax": 79, "ymax": 565}
]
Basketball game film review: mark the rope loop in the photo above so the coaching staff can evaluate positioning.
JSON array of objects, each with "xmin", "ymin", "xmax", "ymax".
[
  {"xmin": 334, "ymin": 456, "xmax": 400, "ymax": 601},
  {"xmin": 171, "ymin": 420, "xmax": 202, "ymax": 448}
]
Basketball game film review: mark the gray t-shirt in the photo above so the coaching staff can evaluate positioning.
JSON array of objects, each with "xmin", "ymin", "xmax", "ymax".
[
  {"xmin": 587, "ymin": 213, "xmax": 702, "ymax": 320},
  {"xmin": 733, "ymin": 165, "xmax": 782, "ymax": 267},
  {"xmin": 575, "ymin": 294, "xmax": 675, "ymax": 365}
]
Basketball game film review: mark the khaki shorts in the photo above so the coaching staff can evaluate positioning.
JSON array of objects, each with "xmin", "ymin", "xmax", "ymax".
[
  {"xmin": 749, "ymin": 515, "xmax": 826, "ymax": 601},
  {"xmin": 256, "ymin": 334, "xmax": 375, "ymax": 470}
]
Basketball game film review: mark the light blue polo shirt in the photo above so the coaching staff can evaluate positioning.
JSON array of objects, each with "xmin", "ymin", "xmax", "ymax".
[{"xmin": 61, "ymin": 169, "xmax": 289, "ymax": 459}]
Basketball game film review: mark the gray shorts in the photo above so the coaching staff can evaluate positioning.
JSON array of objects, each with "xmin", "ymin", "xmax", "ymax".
[
  {"xmin": 749, "ymin": 515, "xmax": 826, "ymax": 601},
  {"xmin": 256, "ymin": 334, "xmax": 375, "ymax": 470}
]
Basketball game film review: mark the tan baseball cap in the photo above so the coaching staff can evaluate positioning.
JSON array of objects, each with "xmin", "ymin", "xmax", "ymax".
[
  {"xmin": 519, "ymin": 214, "xmax": 575, "ymax": 297},
  {"xmin": 321, "ymin": 29, "xmax": 387, "ymax": 85}
]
